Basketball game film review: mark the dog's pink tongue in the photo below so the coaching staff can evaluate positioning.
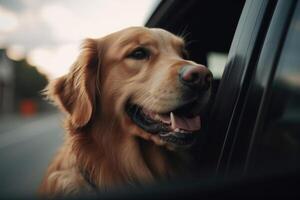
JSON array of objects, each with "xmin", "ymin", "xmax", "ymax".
[{"xmin": 170, "ymin": 112, "xmax": 201, "ymax": 131}]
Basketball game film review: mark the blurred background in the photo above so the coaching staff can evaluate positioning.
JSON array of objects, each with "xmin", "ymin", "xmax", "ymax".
[
  {"xmin": 0, "ymin": 0, "xmax": 159, "ymax": 197},
  {"xmin": 1, "ymin": 0, "xmax": 297, "ymax": 198}
]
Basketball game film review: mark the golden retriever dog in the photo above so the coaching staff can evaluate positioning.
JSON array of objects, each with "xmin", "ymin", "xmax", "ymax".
[{"xmin": 39, "ymin": 27, "xmax": 212, "ymax": 197}]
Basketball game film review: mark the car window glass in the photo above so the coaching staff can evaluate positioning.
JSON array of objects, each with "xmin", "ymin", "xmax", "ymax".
[{"xmin": 250, "ymin": 2, "xmax": 300, "ymax": 170}]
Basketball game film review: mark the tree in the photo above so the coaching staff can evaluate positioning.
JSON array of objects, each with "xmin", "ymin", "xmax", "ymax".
[{"xmin": 12, "ymin": 59, "xmax": 48, "ymax": 103}]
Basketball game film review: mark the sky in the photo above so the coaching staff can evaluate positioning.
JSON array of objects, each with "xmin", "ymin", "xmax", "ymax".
[{"xmin": 0, "ymin": 0, "xmax": 160, "ymax": 79}]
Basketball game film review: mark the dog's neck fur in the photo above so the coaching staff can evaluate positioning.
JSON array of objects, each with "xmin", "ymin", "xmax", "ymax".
[{"xmin": 69, "ymin": 117, "xmax": 191, "ymax": 190}]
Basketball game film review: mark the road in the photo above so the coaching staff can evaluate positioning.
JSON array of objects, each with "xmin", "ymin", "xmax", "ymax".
[{"xmin": 0, "ymin": 112, "xmax": 64, "ymax": 198}]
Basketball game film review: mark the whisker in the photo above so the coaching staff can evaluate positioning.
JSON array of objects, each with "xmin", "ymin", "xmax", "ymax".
[{"xmin": 178, "ymin": 25, "xmax": 190, "ymax": 40}]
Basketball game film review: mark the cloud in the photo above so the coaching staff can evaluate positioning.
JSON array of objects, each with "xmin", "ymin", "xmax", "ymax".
[
  {"xmin": 0, "ymin": 6, "xmax": 19, "ymax": 33},
  {"xmin": 40, "ymin": 3, "xmax": 88, "ymax": 42},
  {"xmin": 0, "ymin": 0, "xmax": 160, "ymax": 78},
  {"xmin": 0, "ymin": 0, "xmax": 25, "ymax": 12},
  {"xmin": 40, "ymin": 0, "xmax": 159, "ymax": 40},
  {"xmin": 27, "ymin": 43, "xmax": 80, "ymax": 78},
  {"xmin": 0, "ymin": 5, "xmax": 58, "ymax": 50}
]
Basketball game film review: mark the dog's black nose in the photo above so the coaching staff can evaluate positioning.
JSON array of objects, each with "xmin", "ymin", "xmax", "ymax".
[{"xmin": 179, "ymin": 65, "xmax": 212, "ymax": 90}]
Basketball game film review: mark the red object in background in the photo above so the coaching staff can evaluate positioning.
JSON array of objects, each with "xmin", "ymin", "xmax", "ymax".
[{"xmin": 20, "ymin": 99, "xmax": 37, "ymax": 116}]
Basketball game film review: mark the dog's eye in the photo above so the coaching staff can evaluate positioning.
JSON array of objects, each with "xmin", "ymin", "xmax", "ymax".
[{"xmin": 128, "ymin": 47, "xmax": 150, "ymax": 60}]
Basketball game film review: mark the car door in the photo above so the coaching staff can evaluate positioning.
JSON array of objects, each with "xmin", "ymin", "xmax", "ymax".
[
  {"xmin": 197, "ymin": 0, "xmax": 279, "ymax": 176},
  {"xmin": 243, "ymin": 0, "xmax": 300, "ymax": 176},
  {"xmin": 207, "ymin": 0, "xmax": 300, "ymax": 180}
]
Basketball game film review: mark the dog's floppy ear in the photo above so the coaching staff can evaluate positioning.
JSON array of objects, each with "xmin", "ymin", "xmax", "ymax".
[{"xmin": 47, "ymin": 39, "xmax": 100, "ymax": 128}]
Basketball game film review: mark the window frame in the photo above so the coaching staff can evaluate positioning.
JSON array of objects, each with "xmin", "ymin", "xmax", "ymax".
[
  {"xmin": 243, "ymin": 0, "xmax": 298, "ymax": 173},
  {"xmin": 212, "ymin": 0, "xmax": 298, "ymax": 177},
  {"xmin": 200, "ymin": 0, "xmax": 278, "ymax": 177}
]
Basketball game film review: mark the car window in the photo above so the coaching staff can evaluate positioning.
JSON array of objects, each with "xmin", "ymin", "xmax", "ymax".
[{"xmin": 249, "ymin": 1, "xmax": 300, "ymax": 170}]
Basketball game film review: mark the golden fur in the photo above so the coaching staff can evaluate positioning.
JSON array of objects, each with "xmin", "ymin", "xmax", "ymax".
[{"xmin": 39, "ymin": 27, "xmax": 209, "ymax": 197}]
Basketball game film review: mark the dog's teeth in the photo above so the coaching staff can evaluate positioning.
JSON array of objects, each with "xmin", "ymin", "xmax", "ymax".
[
  {"xmin": 154, "ymin": 114, "xmax": 160, "ymax": 120},
  {"xmin": 175, "ymin": 128, "xmax": 180, "ymax": 132},
  {"xmin": 170, "ymin": 112, "xmax": 175, "ymax": 129}
]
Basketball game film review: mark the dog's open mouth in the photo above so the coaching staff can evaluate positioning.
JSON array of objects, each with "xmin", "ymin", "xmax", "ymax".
[{"xmin": 126, "ymin": 101, "xmax": 201, "ymax": 147}]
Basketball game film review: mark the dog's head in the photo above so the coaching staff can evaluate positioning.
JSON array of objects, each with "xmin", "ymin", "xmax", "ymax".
[{"xmin": 48, "ymin": 27, "xmax": 212, "ymax": 151}]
